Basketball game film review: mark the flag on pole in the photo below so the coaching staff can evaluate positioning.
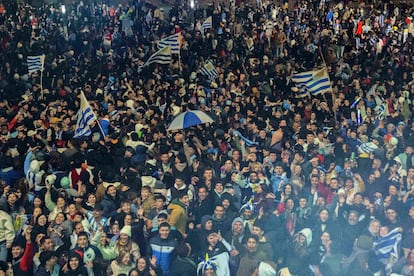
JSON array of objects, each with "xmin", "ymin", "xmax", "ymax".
[
  {"xmin": 201, "ymin": 16, "xmax": 212, "ymax": 34},
  {"xmin": 200, "ymin": 60, "xmax": 218, "ymax": 79},
  {"xmin": 74, "ymin": 92, "xmax": 97, "ymax": 137},
  {"xmin": 291, "ymin": 68, "xmax": 332, "ymax": 97},
  {"xmin": 27, "ymin": 55, "xmax": 45, "ymax": 73},
  {"xmin": 139, "ymin": 46, "xmax": 172, "ymax": 70},
  {"xmin": 157, "ymin": 32, "xmax": 182, "ymax": 54}
]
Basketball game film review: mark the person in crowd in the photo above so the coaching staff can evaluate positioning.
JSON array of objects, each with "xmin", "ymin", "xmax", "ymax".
[
  {"xmin": 170, "ymin": 242, "xmax": 197, "ymax": 276},
  {"xmin": 198, "ymin": 229, "xmax": 231, "ymax": 276},
  {"xmin": 167, "ymin": 191, "xmax": 190, "ymax": 235},
  {"xmin": 107, "ymin": 251, "xmax": 135, "ymax": 276},
  {"xmin": 147, "ymin": 222, "xmax": 178, "ymax": 275},
  {"xmin": 11, "ymin": 225, "xmax": 34, "ymax": 276},
  {"xmin": 59, "ymin": 252, "xmax": 90, "ymax": 276},
  {"xmin": 34, "ymin": 251, "xmax": 58, "ymax": 276},
  {"xmin": 135, "ymin": 256, "xmax": 162, "ymax": 276},
  {"xmin": 115, "ymin": 225, "xmax": 141, "ymax": 263}
]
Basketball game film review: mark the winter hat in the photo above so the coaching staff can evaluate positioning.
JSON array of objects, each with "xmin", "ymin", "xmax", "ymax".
[
  {"xmin": 201, "ymin": 215, "xmax": 213, "ymax": 227},
  {"xmin": 120, "ymin": 225, "xmax": 132, "ymax": 237},
  {"xmin": 231, "ymin": 217, "xmax": 243, "ymax": 229},
  {"xmin": 298, "ymin": 228, "xmax": 312, "ymax": 247},
  {"xmin": 357, "ymin": 235, "xmax": 373, "ymax": 250}
]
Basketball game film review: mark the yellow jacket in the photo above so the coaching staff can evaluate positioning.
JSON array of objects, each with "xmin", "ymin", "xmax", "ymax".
[{"xmin": 167, "ymin": 199, "xmax": 188, "ymax": 234}]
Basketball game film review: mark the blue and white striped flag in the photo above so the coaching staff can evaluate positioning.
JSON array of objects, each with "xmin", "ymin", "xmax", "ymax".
[
  {"xmin": 157, "ymin": 32, "xmax": 182, "ymax": 54},
  {"xmin": 374, "ymin": 227, "xmax": 402, "ymax": 265},
  {"xmin": 74, "ymin": 92, "xmax": 96, "ymax": 137},
  {"xmin": 200, "ymin": 60, "xmax": 218, "ymax": 79},
  {"xmin": 27, "ymin": 55, "xmax": 45, "ymax": 73},
  {"xmin": 201, "ymin": 16, "xmax": 212, "ymax": 34},
  {"xmin": 139, "ymin": 46, "xmax": 172, "ymax": 71},
  {"xmin": 291, "ymin": 68, "xmax": 332, "ymax": 97}
]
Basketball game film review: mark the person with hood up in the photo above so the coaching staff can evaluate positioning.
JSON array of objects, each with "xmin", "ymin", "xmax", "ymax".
[
  {"xmin": 167, "ymin": 191, "xmax": 189, "ymax": 235},
  {"xmin": 281, "ymin": 228, "xmax": 317, "ymax": 276},
  {"xmin": 187, "ymin": 215, "xmax": 215, "ymax": 256},
  {"xmin": 59, "ymin": 252, "xmax": 91, "ymax": 276},
  {"xmin": 223, "ymin": 217, "xmax": 249, "ymax": 275},
  {"xmin": 101, "ymin": 184, "xmax": 122, "ymax": 219}
]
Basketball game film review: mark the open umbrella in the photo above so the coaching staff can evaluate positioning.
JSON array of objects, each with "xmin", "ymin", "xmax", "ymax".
[{"xmin": 168, "ymin": 110, "xmax": 214, "ymax": 131}]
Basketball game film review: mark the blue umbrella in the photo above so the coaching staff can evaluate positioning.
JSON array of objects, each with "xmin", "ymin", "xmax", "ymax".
[{"xmin": 168, "ymin": 110, "xmax": 214, "ymax": 131}]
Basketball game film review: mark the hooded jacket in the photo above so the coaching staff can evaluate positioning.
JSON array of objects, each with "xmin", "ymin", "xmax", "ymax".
[
  {"xmin": 60, "ymin": 253, "xmax": 89, "ymax": 276},
  {"xmin": 167, "ymin": 198, "xmax": 188, "ymax": 234}
]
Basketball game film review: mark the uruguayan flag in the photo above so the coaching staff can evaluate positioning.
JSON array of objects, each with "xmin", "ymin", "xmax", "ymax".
[
  {"xmin": 201, "ymin": 16, "xmax": 212, "ymax": 34},
  {"xmin": 200, "ymin": 60, "xmax": 218, "ymax": 79},
  {"xmin": 74, "ymin": 92, "xmax": 96, "ymax": 137},
  {"xmin": 374, "ymin": 227, "xmax": 401, "ymax": 265},
  {"xmin": 291, "ymin": 68, "xmax": 332, "ymax": 96},
  {"xmin": 157, "ymin": 32, "xmax": 182, "ymax": 54},
  {"xmin": 139, "ymin": 46, "xmax": 172, "ymax": 71},
  {"xmin": 27, "ymin": 55, "xmax": 45, "ymax": 73}
]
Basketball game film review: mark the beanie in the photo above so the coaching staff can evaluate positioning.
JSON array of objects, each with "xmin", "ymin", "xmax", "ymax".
[
  {"xmin": 231, "ymin": 217, "xmax": 243, "ymax": 229},
  {"xmin": 357, "ymin": 235, "xmax": 373, "ymax": 250},
  {"xmin": 120, "ymin": 225, "xmax": 132, "ymax": 237}
]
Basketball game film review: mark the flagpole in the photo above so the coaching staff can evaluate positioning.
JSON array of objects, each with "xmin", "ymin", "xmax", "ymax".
[
  {"xmin": 80, "ymin": 91, "xmax": 106, "ymax": 138},
  {"xmin": 178, "ymin": 51, "xmax": 182, "ymax": 73},
  {"xmin": 40, "ymin": 54, "xmax": 45, "ymax": 100},
  {"xmin": 95, "ymin": 117, "xmax": 106, "ymax": 138},
  {"xmin": 318, "ymin": 47, "xmax": 338, "ymax": 128},
  {"xmin": 85, "ymin": 93, "xmax": 106, "ymax": 138},
  {"xmin": 40, "ymin": 70, "xmax": 43, "ymax": 100}
]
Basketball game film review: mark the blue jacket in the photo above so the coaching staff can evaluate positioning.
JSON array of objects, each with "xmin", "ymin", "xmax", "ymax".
[
  {"xmin": 147, "ymin": 235, "xmax": 177, "ymax": 275},
  {"xmin": 101, "ymin": 195, "xmax": 119, "ymax": 219}
]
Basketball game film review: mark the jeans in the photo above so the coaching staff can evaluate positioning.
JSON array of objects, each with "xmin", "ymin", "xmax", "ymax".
[{"xmin": 0, "ymin": 241, "xmax": 7, "ymax": 262}]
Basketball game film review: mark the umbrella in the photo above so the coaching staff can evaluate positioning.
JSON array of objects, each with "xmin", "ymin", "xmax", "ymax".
[{"xmin": 168, "ymin": 110, "xmax": 214, "ymax": 131}]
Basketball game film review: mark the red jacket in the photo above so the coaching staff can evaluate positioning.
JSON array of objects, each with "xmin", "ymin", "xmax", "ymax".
[{"xmin": 13, "ymin": 241, "xmax": 34, "ymax": 275}]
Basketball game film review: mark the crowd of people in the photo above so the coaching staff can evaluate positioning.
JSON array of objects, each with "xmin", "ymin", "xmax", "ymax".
[{"xmin": 0, "ymin": 0, "xmax": 413, "ymax": 275}]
